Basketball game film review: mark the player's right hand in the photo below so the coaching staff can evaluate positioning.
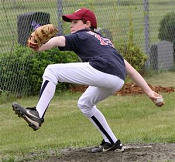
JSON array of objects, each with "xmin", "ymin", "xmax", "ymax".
[{"xmin": 148, "ymin": 91, "xmax": 164, "ymax": 107}]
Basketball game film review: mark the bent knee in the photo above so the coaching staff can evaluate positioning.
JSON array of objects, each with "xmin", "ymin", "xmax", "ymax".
[{"xmin": 77, "ymin": 100, "xmax": 95, "ymax": 118}]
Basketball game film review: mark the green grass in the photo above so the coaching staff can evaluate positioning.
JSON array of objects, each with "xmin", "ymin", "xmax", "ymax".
[
  {"xmin": 0, "ymin": 71, "xmax": 175, "ymax": 161},
  {"xmin": 145, "ymin": 71, "xmax": 175, "ymax": 87}
]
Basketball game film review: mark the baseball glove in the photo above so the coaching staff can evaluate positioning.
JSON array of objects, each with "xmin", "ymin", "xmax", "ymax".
[{"xmin": 27, "ymin": 24, "xmax": 58, "ymax": 50}]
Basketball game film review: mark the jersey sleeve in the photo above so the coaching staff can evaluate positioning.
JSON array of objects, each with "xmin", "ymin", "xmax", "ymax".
[{"xmin": 58, "ymin": 33, "xmax": 79, "ymax": 52}]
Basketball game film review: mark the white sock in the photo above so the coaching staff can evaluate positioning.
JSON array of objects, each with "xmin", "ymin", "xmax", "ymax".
[
  {"xmin": 89, "ymin": 107, "xmax": 117, "ymax": 144},
  {"xmin": 36, "ymin": 80, "xmax": 56, "ymax": 118}
]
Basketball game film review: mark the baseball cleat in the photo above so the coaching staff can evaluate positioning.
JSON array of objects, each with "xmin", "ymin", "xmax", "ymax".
[
  {"xmin": 12, "ymin": 102, "xmax": 44, "ymax": 131},
  {"xmin": 91, "ymin": 139, "xmax": 124, "ymax": 153}
]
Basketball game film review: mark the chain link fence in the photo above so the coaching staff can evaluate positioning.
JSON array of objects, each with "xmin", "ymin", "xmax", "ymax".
[{"xmin": 0, "ymin": 0, "xmax": 175, "ymax": 96}]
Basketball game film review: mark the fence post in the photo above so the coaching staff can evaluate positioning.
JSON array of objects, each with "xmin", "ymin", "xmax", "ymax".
[
  {"xmin": 143, "ymin": 0, "xmax": 150, "ymax": 67},
  {"xmin": 57, "ymin": 0, "xmax": 63, "ymax": 35}
]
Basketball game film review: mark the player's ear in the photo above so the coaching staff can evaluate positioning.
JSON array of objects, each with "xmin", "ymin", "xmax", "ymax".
[{"xmin": 86, "ymin": 20, "xmax": 91, "ymax": 28}]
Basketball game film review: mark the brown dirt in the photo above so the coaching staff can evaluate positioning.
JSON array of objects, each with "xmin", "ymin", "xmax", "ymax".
[
  {"xmin": 35, "ymin": 143, "xmax": 175, "ymax": 162},
  {"xmin": 70, "ymin": 82, "xmax": 175, "ymax": 95}
]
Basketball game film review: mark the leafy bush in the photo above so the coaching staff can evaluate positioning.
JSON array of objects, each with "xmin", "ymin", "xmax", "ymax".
[
  {"xmin": 117, "ymin": 43, "xmax": 147, "ymax": 73},
  {"xmin": 158, "ymin": 12, "xmax": 175, "ymax": 43},
  {"xmin": 0, "ymin": 45, "xmax": 79, "ymax": 96},
  {"xmin": 0, "ymin": 46, "xmax": 32, "ymax": 96},
  {"xmin": 29, "ymin": 48, "xmax": 79, "ymax": 95}
]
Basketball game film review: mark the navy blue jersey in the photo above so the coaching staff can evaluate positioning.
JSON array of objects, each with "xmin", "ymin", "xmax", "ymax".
[{"xmin": 59, "ymin": 29, "xmax": 126, "ymax": 80}]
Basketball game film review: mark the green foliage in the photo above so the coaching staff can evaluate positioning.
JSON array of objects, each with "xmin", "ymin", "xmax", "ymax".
[
  {"xmin": 0, "ymin": 46, "xmax": 32, "ymax": 96},
  {"xmin": 0, "ymin": 45, "xmax": 79, "ymax": 96},
  {"xmin": 117, "ymin": 43, "xmax": 147, "ymax": 72},
  {"xmin": 115, "ymin": 7, "xmax": 147, "ymax": 73},
  {"xmin": 158, "ymin": 12, "xmax": 175, "ymax": 43},
  {"xmin": 28, "ymin": 48, "xmax": 79, "ymax": 95}
]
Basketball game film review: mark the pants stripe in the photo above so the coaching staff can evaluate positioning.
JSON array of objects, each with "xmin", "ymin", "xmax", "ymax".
[
  {"xmin": 39, "ymin": 80, "xmax": 49, "ymax": 98},
  {"xmin": 91, "ymin": 115, "xmax": 114, "ymax": 144},
  {"xmin": 39, "ymin": 80, "xmax": 49, "ymax": 118}
]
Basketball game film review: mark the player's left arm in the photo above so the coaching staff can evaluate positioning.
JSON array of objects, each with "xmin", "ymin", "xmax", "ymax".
[
  {"xmin": 124, "ymin": 59, "xmax": 164, "ymax": 106},
  {"xmin": 38, "ymin": 36, "xmax": 66, "ymax": 52}
]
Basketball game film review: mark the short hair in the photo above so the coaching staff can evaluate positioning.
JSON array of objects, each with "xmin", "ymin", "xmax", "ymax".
[{"xmin": 82, "ymin": 18, "xmax": 94, "ymax": 31}]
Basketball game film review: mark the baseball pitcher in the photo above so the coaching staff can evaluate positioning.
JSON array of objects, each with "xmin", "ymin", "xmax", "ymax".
[{"xmin": 12, "ymin": 8, "xmax": 164, "ymax": 153}]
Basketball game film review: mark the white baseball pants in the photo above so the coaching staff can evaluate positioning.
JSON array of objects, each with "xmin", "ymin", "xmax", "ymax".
[{"xmin": 36, "ymin": 62, "xmax": 124, "ymax": 144}]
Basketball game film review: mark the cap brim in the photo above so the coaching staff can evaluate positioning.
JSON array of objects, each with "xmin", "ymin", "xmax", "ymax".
[{"xmin": 62, "ymin": 14, "xmax": 81, "ymax": 22}]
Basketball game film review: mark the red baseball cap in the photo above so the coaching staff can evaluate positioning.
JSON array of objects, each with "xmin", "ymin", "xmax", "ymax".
[{"xmin": 62, "ymin": 8, "xmax": 97, "ymax": 29}]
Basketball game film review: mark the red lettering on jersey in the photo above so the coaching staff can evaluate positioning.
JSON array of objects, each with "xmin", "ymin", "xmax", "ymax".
[
  {"xmin": 87, "ymin": 31, "xmax": 114, "ymax": 48},
  {"xmin": 95, "ymin": 34, "xmax": 107, "ymax": 46}
]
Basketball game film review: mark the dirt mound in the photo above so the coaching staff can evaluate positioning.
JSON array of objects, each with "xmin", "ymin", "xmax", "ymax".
[
  {"xmin": 36, "ymin": 143, "xmax": 175, "ymax": 162},
  {"xmin": 70, "ymin": 83, "xmax": 175, "ymax": 95}
]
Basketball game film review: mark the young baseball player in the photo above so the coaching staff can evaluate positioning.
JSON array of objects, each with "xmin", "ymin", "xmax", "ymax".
[{"xmin": 12, "ymin": 8, "xmax": 163, "ymax": 153}]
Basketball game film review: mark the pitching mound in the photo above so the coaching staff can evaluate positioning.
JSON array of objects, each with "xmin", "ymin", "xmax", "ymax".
[{"xmin": 37, "ymin": 143, "xmax": 175, "ymax": 162}]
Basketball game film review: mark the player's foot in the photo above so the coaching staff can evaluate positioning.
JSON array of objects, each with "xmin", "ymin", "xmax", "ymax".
[
  {"xmin": 91, "ymin": 139, "xmax": 124, "ymax": 153},
  {"xmin": 12, "ymin": 102, "xmax": 44, "ymax": 131}
]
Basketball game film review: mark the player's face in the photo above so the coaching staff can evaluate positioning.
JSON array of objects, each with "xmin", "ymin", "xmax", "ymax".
[{"xmin": 70, "ymin": 20, "xmax": 90, "ymax": 33}]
